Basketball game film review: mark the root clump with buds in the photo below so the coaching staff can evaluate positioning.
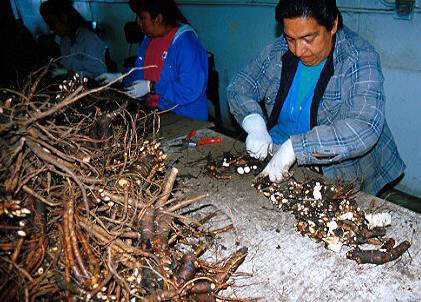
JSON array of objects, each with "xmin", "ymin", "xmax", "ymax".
[{"xmin": 0, "ymin": 67, "xmax": 248, "ymax": 301}]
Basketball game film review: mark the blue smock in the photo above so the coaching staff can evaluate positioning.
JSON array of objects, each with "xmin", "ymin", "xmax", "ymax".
[
  {"xmin": 270, "ymin": 60, "xmax": 326, "ymax": 145},
  {"xmin": 124, "ymin": 24, "xmax": 209, "ymax": 121}
]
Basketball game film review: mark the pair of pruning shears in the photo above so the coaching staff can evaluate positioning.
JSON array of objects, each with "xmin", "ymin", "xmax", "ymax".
[{"xmin": 170, "ymin": 130, "xmax": 223, "ymax": 148}]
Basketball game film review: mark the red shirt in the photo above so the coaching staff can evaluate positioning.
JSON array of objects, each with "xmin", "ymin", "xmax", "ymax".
[{"xmin": 144, "ymin": 27, "xmax": 178, "ymax": 107}]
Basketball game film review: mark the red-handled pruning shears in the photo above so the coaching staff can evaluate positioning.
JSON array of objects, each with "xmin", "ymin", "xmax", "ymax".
[
  {"xmin": 171, "ymin": 130, "xmax": 223, "ymax": 148},
  {"xmin": 186, "ymin": 129, "xmax": 197, "ymax": 140},
  {"xmin": 195, "ymin": 137, "xmax": 223, "ymax": 146}
]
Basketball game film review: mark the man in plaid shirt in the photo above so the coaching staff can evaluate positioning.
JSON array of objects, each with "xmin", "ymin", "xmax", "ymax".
[{"xmin": 227, "ymin": 0, "xmax": 405, "ymax": 195}]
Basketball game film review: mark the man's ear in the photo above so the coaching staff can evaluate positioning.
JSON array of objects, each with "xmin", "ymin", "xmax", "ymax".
[{"xmin": 331, "ymin": 16, "xmax": 338, "ymax": 34}]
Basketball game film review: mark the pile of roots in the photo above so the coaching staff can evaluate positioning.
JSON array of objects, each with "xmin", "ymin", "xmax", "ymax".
[
  {"xmin": 0, "ymin": 67, "xmax": 248, "ymax": 301},
  {"xmin": 254, "ymin": 177, "xmax": 410, "ymax": 264},
  {"xmin": 203, "ymin": 145, "xmax": 411, "ymax": 265}
]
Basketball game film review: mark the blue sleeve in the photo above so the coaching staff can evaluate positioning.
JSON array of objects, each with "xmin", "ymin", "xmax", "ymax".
[
  {"xmin": 227, "ymin": 39, "xmax": 285, "ymax": 125},
  {"xmin": 156, "ymin": 33, "xmax": 208, "ymax": 107}
]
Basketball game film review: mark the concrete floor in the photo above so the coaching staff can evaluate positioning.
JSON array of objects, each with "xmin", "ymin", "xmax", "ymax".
[{"xmin": 159, "ymin": 127, "xmax": 421, "ymax": 302}]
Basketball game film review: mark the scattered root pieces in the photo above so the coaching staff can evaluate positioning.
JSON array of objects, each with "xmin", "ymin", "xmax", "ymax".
[
  {"xmin": 347, "ymin": 240, "xmax": 411, "ymax": 264},
  {"xmin": 206, "ymin": 152, "xmax": 262, "ymax": 180},
  {"xmin": 253, "ymin": 177, "xmax": 411, "ymax": 264}
]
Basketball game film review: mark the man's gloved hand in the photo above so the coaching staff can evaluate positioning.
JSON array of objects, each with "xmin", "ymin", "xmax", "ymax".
[
  {"xmin": 260, "ymin": 138, "xmax": 296, "ymax": 182},
  {"xmin": 242, "ymin": 114, "xmax": 273, "ymax": 160},
  {"xmin": 51, "ymin": 67, "xmax": 68, "ymax": 78},
  {"xmin": 125, "ymin": 80, "xmax": 151, "ymax": 98},
  {"xmin": 95, "ymin": 72, "xmax": 122, "ymax": 84}
]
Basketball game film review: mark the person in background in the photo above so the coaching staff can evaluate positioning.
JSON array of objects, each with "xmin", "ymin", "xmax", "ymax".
[
  {"xmin": 97, "ymin": 0, "xmax": 209, "ymax": 121},
  {"xmin": 40, "ymin": 0, "xmax": 107, "ymax": 79},
  {"xmin": 227, "ymin": 0, "xmax": 405, "ymax": 195}
]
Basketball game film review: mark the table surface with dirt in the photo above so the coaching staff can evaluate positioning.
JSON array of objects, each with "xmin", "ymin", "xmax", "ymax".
[{"xmin": 157, "ymin": 116, "xmax": 421, "ymax": 302}]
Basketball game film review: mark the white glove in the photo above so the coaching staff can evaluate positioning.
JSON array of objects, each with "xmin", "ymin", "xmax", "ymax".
[
  {"xmin": 260, "ymin": 138, "xmax": 296, "ymax": 182},
  {"xmin": 242, "ymin": 114, "xmax": 273, "ymax": 160},
  {"xmin": 51, "ymin": 67, "xmax": 68, "ymax": 78},
  {"xmin": 95, "ymin": 72, "xmax": 122, "ymax": 84},
  {"xmin": 125, "ymin": 80, "xmax": 151, "ymax": 98}
]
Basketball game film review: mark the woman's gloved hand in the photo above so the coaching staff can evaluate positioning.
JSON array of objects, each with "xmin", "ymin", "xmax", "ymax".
[
  {"xmin": 242, "ymin": 114, "xmax": 273, "ymax": 160},
  {"xmin": 95, "ymin": 72, "xmax": 122, "ymax": 84},
  {"xmin": 125, "ymin": 80, "xmax": 151, "ymax": 98},
  {"xmin": 260, "ymin": 138, "xmax": 296, "ymax": 182}
]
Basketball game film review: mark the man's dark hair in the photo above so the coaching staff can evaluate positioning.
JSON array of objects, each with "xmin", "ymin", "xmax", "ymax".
[
  {"xmin": 275, "ymin": 0, "xmax": 343, "ymax": 30},
  {"xmin": 138, "ymin": 0, "xmax": 188, "ymax": 27},
  {"xmin": 129, "ymin": 0, "xmax": 144, "ymax": 14}
]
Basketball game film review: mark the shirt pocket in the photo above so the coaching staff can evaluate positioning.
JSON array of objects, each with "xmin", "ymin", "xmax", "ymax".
[
  {"xmin": 166, "ymin": 63, "xmax": 176, "ymax": 81},
  {"xmin": 264, "ymin": 83, "xmax": 279, "ymax": 105},
  {"xmin": 318, "ymin": 90, "xmax": 342, "ymax": 124}
]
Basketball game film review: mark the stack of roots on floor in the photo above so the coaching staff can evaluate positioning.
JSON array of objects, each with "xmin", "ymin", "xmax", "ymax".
[{"xmin": 0, "ymin": 67, "xmax": 248, "ymax": 301}]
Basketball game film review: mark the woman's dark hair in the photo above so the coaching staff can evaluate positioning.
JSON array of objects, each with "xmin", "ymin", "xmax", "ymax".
[
  {"xmin": 137, "ymin": 0, "xmax": 188, "ymax": 27},
  {"xmin": 40, "ymin": 0, "xmax": 90, "ymax": 36},
  {"xmin": 275, "ymin": 0, "xmax": 343, "ymax": 30}
]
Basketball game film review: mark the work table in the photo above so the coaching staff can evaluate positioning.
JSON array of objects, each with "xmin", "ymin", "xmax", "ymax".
[{"xmin": 157, "ymin": 113, "xmax": 421, "ymax": 301}]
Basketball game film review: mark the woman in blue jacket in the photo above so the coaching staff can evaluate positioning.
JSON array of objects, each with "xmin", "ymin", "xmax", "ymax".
[{"xmin": 97, "ymin": 0, "xmax": 209, "ymax": 121}]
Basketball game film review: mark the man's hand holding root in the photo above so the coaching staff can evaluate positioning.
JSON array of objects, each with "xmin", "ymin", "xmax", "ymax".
[
  {"xmin": 242, "ymin": 114, "xmax": 273, "ymax": 160},
  {"xmin": 260, "ymin": 138, "xmax": 296, "ymax": 182}
]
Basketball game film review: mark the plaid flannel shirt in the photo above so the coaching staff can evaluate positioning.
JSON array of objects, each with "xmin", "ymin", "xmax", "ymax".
[{"xmin": 227, "ymin": 27, "xmax": 405, "ymax": 195}]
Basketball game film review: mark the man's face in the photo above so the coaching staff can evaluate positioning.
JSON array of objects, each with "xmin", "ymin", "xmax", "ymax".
[
  {"xmin": 283, "ymin": 17, "xmax": 338, "ymax": 66},
  {"xmin": 44, "ymin": 15, "xmax": 68, "ymax": 37},
  {"xmin": 138, "ymin": 11, "xmax": 159, "ymax": 37}
]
